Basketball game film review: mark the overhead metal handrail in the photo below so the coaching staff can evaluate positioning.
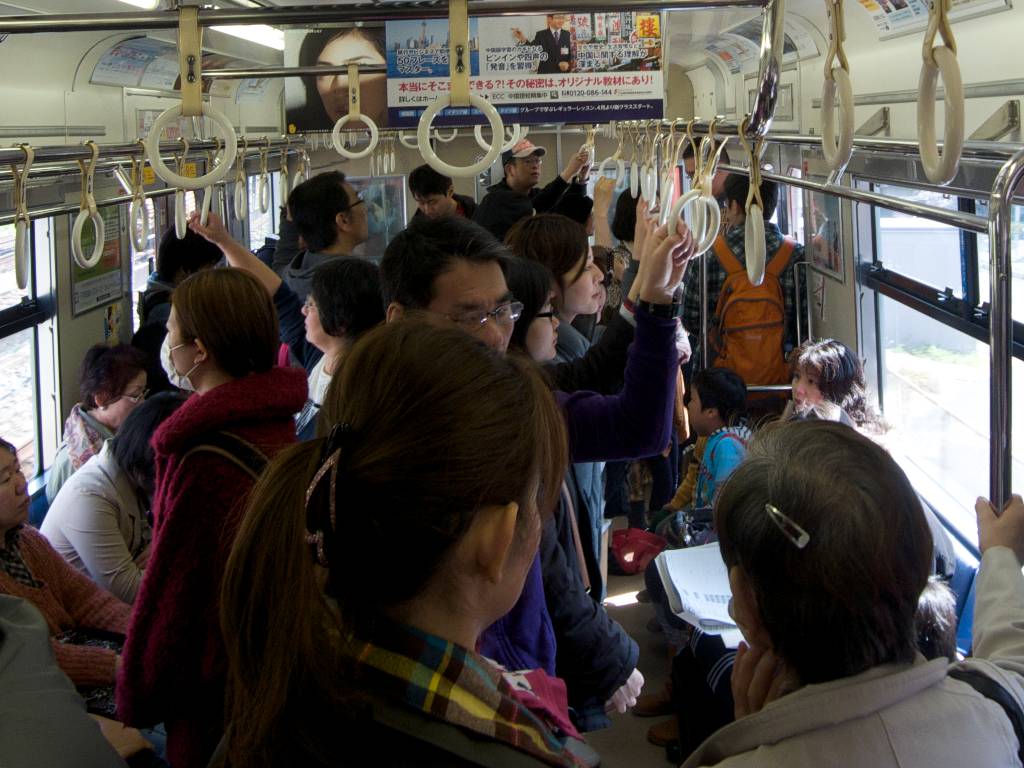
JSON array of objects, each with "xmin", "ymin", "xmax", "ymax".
[
  {"xmin": 986, "ymin": 147, "xmax": 1024, "ymax": 508},
  {"xmin": 205, "ymin": 64, "xmax": 388, "ymax": 79}
]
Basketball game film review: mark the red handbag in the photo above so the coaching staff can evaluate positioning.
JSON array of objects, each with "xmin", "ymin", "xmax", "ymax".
[{"xmin": 610, "ymin": 528, "xmax": 668, "ymax": 575}]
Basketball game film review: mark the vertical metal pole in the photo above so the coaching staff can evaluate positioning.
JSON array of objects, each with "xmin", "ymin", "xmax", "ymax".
[{"xmin": 987, "ymin": 147, "xmax": 1024, "ymax": 507}]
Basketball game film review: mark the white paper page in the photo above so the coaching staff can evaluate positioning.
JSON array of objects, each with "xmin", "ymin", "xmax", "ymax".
[{"xmin": 656, "ymin": 543, "xmax": 735, "ymax": 629}]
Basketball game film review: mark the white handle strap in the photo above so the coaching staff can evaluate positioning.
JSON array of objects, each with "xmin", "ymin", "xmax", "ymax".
[
  {"xmin": 331, "ymin": 64, "xmax": 379, "ymax": 160},
  {"xmin": 737, "ymin": 120, "xmax": 767, "ymax": 285},
  {"xmin": 71, "ymin": 141, "xmax": 105, "ymax": 269},
  {"xmin": 473, "ymin": 123, "xmax": 521, "ymax": 153},
  {"xmin": 399, "ymin": 131, "xmax": 418, "ymax": 149},
  {"xmin": 279, "ymin": 137, "xmax": 292, "ymax": 203},
  {"xmin": 174, "ymin": 190, "xmax": 187, "ymax": 239},
  {"xmin": 292, "ymin": 150, "xmax": 309, "ymax": 191},
  {"xmin": 233, "ymin": 137, "xmax": 248, "ymax": 220},
  {"xmin": 670, "ymin": 190, "xmax": 721, "ymax": 256},
  {"xmin": 129, "ymin": 142, "xmax": 149, "ymax": 252},
  {"xmin": 629, "ymin": 160, "xmax": 639, "ymax": 197},
  {"xmin": 257, "ymin": 137, "xmax": 271, "ymax": 213},
  {"xmin": 11, "ymin": 144, "xmax": 33, "ymax": 289},
  {"xmin": 821, "ymin": 0, "xmax": 854, "ymax": 175},
  {"xmin": 917, "ymin": 0, "xmax": 963, "ymax": 185},
  {"xmin": 434, "ymin": 128, "xmax": 459, "ymax": 143}
]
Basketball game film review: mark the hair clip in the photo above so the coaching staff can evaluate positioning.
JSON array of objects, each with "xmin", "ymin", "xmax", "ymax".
[
  {"xmin": 303, "ymin": 423, "xmax": 352, "ymax": 568},
  {"xmin": 765, "ymin": 503, "xmax": 810, "ymax": 549}
]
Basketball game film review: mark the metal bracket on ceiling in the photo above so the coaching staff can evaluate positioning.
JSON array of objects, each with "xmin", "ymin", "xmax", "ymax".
[
  {"xmin": 855, "ymin": 107, "xmax": 890, "ymax": 137},
  {"xmin": 969, "ymin": 100, "xmax": 1021, "ymax": 142}
]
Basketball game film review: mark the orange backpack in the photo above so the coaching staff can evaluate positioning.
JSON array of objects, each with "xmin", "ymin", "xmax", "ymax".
[{"xmin": 709, "ymin": 235, "xmax": 796, "ymax": 388}]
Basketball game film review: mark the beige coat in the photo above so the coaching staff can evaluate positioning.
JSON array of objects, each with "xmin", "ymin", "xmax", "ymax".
[{"xmin": 683, "ymin": 546, "xmax": 1024, "ymax": 767}]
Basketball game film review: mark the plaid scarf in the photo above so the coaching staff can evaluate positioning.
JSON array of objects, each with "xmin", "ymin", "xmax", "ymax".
[
  {"xmin": 343, "ymin": 619, "xmax": 588, "ymax": 767},
  {"xmin": 0, "ymin": 526, "xmax": 41, "ymax": 588}
]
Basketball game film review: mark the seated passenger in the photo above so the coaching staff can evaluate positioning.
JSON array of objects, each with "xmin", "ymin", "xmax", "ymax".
[
  {"xmin": 0, "ymin": 595, "xmax": 127, "ymax": 768},
  {"xmin": 270, "ymin": 171, "xmax": 370, "ymax": 301},
  {"xmin": 408, "ymin": 163, "xmax": 477, "ymax": 220},
  {"xmin": 188, "ymin": 211, "xmax": 385, "ymax": 440},
  {"xmin": 0, "ymin": 437, "xmax": 130, "ymax": 695},
  {"xmin": 47, "ymin": 345, "xmax": 148, "ymax": 504},
  {"xmin": 116, "ymin": 269, "xmax": 307, "ymax": 768},
  {"xmin": 42, "ymin": 392, "xmax": 187, "ymax": 603},
  {"xmin": 505, "ymin": 213, "xmax": 604, "ymax": 364},
  {"xmin": 133, "ymin": 229, "xmax": 223, "ymax": 393},
  {"xmin": 785, "ymin": 337, "xmax": 884, "ymax": 434},
  {"xmin": 683, "ymin": 420, "xmax": 1024, "ymax": 767},
  {"xmin": 218, "ymin": 321, "xmax": 596, "ymax": 767}
]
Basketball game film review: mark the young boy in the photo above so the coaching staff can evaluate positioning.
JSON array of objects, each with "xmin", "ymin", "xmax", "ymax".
[{"xmin": 654, "ymin": 367, "xmax": 751, "ymax": 545}]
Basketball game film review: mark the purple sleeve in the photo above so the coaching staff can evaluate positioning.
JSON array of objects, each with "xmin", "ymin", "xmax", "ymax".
[{"xmin": 555, "ymin": 308, "xmax": 679, "ymax": 463}]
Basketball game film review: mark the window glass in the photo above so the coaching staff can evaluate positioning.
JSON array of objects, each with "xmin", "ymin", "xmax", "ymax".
[
  {"xmin": 973, "ymin": 200, "xmax": 1024, "ymax": 321},
  {"xmin": 247, "ymin": 172, "xmax": 279, "ymax": 251},
  {"xmin": 130, "ymin": 199, "xmax": 158, "ymax": 332},
  {"xmin": 873, "ymin": 184, "xmax": 962, "ymax": 296},
  {"xmin": 879, "ymin": 295, "xmax": 1024, "ymax": 541},
  {"xmin": 0, "ymin": 222, "xmax": 30, "ymax": 308},
  {"xmin": 0, "ymin": 328, "xmax": 36, "ymax": 476}
]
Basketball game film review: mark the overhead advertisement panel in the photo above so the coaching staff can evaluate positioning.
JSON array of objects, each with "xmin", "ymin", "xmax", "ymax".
[{"xmin": 384, "ymin": 12, "xmax": 664, "ymax": 128}]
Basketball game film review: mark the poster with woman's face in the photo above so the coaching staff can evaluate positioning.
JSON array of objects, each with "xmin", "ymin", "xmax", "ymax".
[{"xmin": 285, "ymin": 28, "xmax": 388, "ymax": 133}]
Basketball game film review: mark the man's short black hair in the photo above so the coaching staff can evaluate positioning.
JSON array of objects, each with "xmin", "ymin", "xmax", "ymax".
[
  {"xmin": 310, "ymin": 258, "xmax": 385, "ymax": 340},
  {"xmin": 408, "ymin": 164, "xmax": 453, "ymax": 198},
  {"xmin": 381, "ymin": 217, "xmax": 510, "ymax": 309},
  {"xmin": 693, "ymin": 367, "xmax": 747, "ymax": 425},
  {"xmin": 111, "ymin": 391, "xmax": 188, "ymax": 497},
  {"xmin": 155, "ymin": 229, "xmax": 222, "ymax": 281},
  {"xmin": 723, "ymin": 173, "xmax": 779, "ymax": 220},
  {"xmin": 288, "ymin": 171, "xmax": 353, "ymax": 253},
  {"xmin": 611, "ymin": 188, "xmax": 638, "ymax": 243},
  {"xmin": 681, "ymin": 143, "xmax": 731, "ymax": 165}
]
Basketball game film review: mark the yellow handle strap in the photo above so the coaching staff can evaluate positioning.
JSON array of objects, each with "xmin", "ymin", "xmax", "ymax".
[
  {"xmin": 10, "ymin": 144, "xmax": 34, "ymax": 223},
  {"xmin": 449, "ymin": 0, "xmax": 471, "ymax": 107},
  {"xmin": 259, "ymin": 136, "xmax": 270, "ymax": 175},
  {"xmin": 347, "ymin": 63, "xmax": 362, "ymax": 119},
  {"xmin": 922, "ymin": 0, "xmax": 956, "ymax": 62},
  {"xmin": 178, "ymin": 6, "xmax": 203, "ymax": 117},
  {"xmin": 824, "ymin": 0, "xmax": 849, "ymax": 76},
  {"xmin": 235, "ymin": 137, "xmax": 248, "ymax": 184},
  {"xmin": 738, "ymin": 117, "xmax": 765, "ymax": 211},
  {"xmin": 77, "ymin": 141, "xmax": 100, "ymax": 215}
]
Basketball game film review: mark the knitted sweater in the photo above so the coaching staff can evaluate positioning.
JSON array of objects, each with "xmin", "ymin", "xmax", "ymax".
[
  {"xmin": 0, "ymin": 526, "xmax": 130, "ymax": 688},
  {"xmin": 117, "ymin": 366, "xmax": 307, "ymax": 768}
]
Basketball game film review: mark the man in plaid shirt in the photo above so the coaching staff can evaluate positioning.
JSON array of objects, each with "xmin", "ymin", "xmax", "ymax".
[{"xmin": 681, "ymin": 174, "xmax": 806, "ymax": 368}]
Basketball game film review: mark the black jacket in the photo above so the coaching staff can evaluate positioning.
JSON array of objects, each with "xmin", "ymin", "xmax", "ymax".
[
  {"xmin": 472, "ymin": 176, "xmax": 584, "ymax": 242},
  {"xmin": 411, "ymin": 193, "xmax": 478, "ymax": 221},
  {"xmin": 528, "ymin": 28, "xmax": 572, "ymax": 74}
]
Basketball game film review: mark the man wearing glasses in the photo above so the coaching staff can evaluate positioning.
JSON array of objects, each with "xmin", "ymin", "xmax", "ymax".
[
  {"xmin": 473, "ymin": 138, "xmax": 592, "ymax": 242},
  {"xmin": 272, "ymin": 170, "xmax": 369, "ymax": 303}
]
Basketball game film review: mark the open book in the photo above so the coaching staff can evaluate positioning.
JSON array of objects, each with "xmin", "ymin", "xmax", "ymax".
[{"xmin": 654, "ymin": 543, "xmax": 744, "ymax": 649}]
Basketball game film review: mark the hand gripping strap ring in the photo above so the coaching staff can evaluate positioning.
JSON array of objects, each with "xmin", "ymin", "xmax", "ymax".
[
  {"xmin": 417, "ymin": 93, "xmax": 503, "ymax": 178},
  {"xmin": 71, "ymin": 141, "xmax": 105, "ymax": 269}
]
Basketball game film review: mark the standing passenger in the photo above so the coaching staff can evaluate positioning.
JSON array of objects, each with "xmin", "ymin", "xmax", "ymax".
[
  {"xmin": 218, "ymin": 322, "xmax": 595, "ymax": 767},
  {"xmin": 116, "ymin": 269, "xmax": 307, "ymax": 768},
  {"xmin": 408, "ymin": 163, "xmax": 477, "ymax": 220}
]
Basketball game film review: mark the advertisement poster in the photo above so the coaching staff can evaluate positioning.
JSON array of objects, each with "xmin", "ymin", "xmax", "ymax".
[
  {"xmin": 705, "ymin": 17, "xmax": 818, "ymax": 74},
  {"xmin": 284, "ymin": 14, "xmax": 662, "ymax": 132},
  {"xmin": 71, "ymin": 205, "xmax": 123, "ymax": 317},
  {"xmin": 854, "ymin": 0, "xmax": 1008, "ymax": 37}
]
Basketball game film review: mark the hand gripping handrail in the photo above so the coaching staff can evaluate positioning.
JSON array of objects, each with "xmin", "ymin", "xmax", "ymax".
[
  {"xmin": 233, "ymin": 137, "xmax": 248, "ymax": 222},
  {"xmin": 739, "ymin": 119, "xmax": 768, "ymax": 286},
  {"xmin": 474, "ymin": 123, "xmax": 521, "ymax": 153},
  {"xmin": 128, "ymin": 142, "xmax": 149, "ymax": 253},
  {"xmin": 143, "ymin": 7, "xmax": 237, "ymax": 191},
  {"xmin": 257, "ymin": 136, "xmax": 271, "ymax": 212},
  {"xmin": 917, "ymin": 0, "xmax": 964, "ymax": 185},
  {"xmin": 332, "ymin": 63, "xmax": 380, "ymax": 160},
  {"xmin": 71, "ymin": 140, "xmax": 105, "ymax": 269},
  {"xmin": 821, "ymin": 0, "xmax": 854, "ymax": 178},
  {"xmin": 659, "ymin": 120, "xmax": 689, "ymax": 226},
  {"xmin": 11, "ymin": 144, "xmax": 33, "ymax": 289},
  {"xmin": 417, "ymin": 0, "xmax": 502, "ymax": 177}
]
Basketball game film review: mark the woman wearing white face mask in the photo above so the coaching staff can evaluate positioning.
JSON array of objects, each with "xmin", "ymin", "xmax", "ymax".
[{"xmin": 116, "ymin": 268, "xmax": 307, "ymax": 768}]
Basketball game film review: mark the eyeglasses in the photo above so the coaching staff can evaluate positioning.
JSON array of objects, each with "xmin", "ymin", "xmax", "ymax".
[
  {"xmin": 447, "ymin": 301, "xmax": 524, "ymax": 330},
  {"xmin": 516, "ymin": 155, "xmax": 542, "ymax": 166},
  {"xmin": 303, "ymin": 296, "xmax": 318, "ymax": 313},
  {"xmin": 116, "ymin": 387, "xmax": 149, "ymax": 405},
  {"xmin": 535, "ymin": 310, "xmax": 557, "ymax": 322}
]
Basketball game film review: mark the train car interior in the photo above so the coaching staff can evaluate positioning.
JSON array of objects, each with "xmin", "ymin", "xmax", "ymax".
[{"xmin": 0, "ymin": 0, "xmax": 1023, "ymax": 766}]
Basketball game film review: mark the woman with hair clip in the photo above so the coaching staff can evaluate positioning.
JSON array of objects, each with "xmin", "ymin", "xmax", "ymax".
[
  {"xmin": 681, "ymin": 420, "xmax": 1024, "ymax": 767},
  {"xmin": 116, "ymin": 269, "xmax": 308, "ymax": 768},
  {"xmin": 217, "ymin": 321, "xmax": 596, "ymax": 767}
]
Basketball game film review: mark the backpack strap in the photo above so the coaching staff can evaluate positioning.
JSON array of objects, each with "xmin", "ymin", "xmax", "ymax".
[
  {"xmin": 948, "ymin": 667, "xmax": 1024, "ymax": 764},
  {"xmin": 712, "ymin": 235, "xmax": 744, "ymax": 277},
  {"xmin": 765, "ymin": 237, "xmax": 797, "ymax": 278},
  {"xmin": 180, "ymin": 431, "xmax": 268, "ymax": 481}
]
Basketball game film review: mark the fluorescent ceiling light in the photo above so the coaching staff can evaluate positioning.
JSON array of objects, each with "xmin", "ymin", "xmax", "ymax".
[
  {"xmin": 211, "ymin": 24, "xmax": 285, "ymax": 51},
  {"xmin": 117, "ymin": 0, "xmax": 161, "ymax": 8}
]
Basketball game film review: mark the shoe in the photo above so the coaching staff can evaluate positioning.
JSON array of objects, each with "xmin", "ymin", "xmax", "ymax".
[
  {"xmin": 637, "ymin": 589, "xmax": 651, "ymax": 603},
  {"xmin": 646, "ymin": 718, "xmax": 679, "ymax": 747},
  {"xmin": 646, "ymin": 616, "xmax": 663, "ymax": 634},
  {"xmin": 633, "ymin": 687, "xmax": 672, "ymax": 718}
]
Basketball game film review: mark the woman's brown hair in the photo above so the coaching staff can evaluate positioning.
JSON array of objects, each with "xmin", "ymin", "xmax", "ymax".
[
  {"xmin": 505, "ymin": 213, "xmax": 589, "ymax": 295},
  {"xmin": 716, "ymin": 420, "xmax": 931, "ymax": 685},
  {"xmin": 220, "ymin": 321, "xmax": 568, "ymax": 767},
  {"xmin": 172, "ymin": 269, "xmax": 278, "ymax": 378}
]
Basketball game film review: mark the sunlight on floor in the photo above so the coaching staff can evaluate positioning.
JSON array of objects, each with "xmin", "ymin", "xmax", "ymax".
[{"xmin": 604, "ymin": 589, "xmax": 640, "ymax": 608}]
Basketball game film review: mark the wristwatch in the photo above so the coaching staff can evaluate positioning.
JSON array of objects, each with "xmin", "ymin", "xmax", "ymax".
[{"xmin": 636, "ymin": 299, "xmax": 683, "ymax": 319}]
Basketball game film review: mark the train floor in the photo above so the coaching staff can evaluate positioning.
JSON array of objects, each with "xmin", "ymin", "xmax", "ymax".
[{"xmin": 586, "ymin": 568, "xmax": 677, "ymax": 767}]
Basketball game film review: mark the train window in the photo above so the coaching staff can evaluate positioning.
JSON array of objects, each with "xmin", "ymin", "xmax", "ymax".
[
  {"xmin": 247, "ymin": 171, "xmax": 280, "ymax": 251},
  {"xmin": 973, "ymin": 200, "xmax": 1024, "ymax": 322},
  {"xmin": 873, "ymin": 184, "xmax": 963, "ymax": 298},
  {"xmin": 130, "ymin": 198, "xmax": 158, "ymax": 332},
  {"xmin": 0, "ymin": 327, "xmax": 38, "ymax": 476}
]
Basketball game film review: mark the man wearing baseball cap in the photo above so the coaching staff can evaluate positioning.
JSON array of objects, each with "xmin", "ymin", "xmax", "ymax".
[{"xmin": 473, "ymin": 138, "xmax": 591, "ymax": 241}]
